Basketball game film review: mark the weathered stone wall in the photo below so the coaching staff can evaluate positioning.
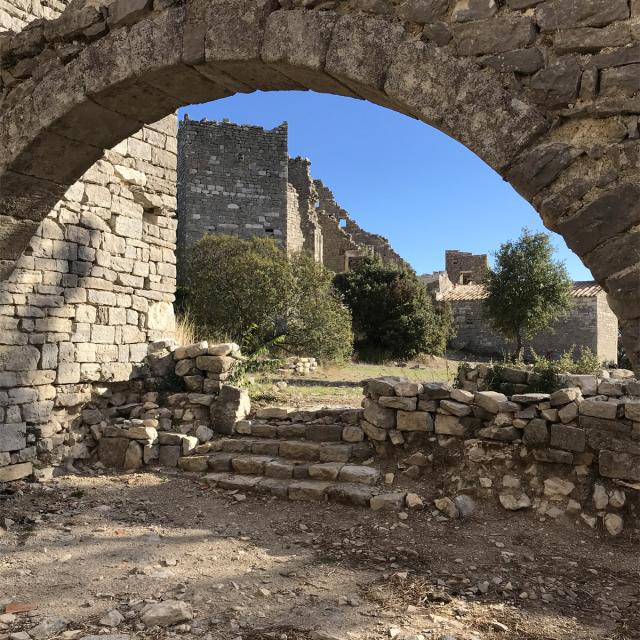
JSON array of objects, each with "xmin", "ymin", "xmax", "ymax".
[
  {"xmin": 92, "ymin": 340, "xmax": 250, "ymax": 471},
  {"xmin": 0, "ymin": 0, "xmax": 178, "ymax": 486},
  {"xmin": 361, "ymin": 374, "xmax": 640, "ymax": 534},
  {"xmin": 445, "ymin": 250, "xmax": 488, "ymax": 285},
  {"xmin": 176, "ymin": 119, "xmax": 290, "ymax": 281},
  {"xmin": 0, "ymin": 116, "xmax": 178, "ymax": 482},
  {"xmin": 285, "ymin": 182, "xmax": 306, "ymax": 255},
  {"xmin": 449, "ymin": 293, "xmax": 619, "ymax": 363},
  {"xmin": 286, "ymin": 157, "xmax": 325, "ymax": 261}
]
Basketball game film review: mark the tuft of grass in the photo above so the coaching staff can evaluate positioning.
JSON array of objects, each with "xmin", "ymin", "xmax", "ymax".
[{"xmin": 175, "ymin": 312, "xmax": 198, "ymax": 346}]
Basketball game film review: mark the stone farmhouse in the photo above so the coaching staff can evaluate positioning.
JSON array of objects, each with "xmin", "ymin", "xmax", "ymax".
[
  {"xmin": 177, "ymin": 117, "xmax": 408, "ymax": 280},
  {"xmin": 422, "ymin": 251, "xmax": 619, "ymax": 363}
]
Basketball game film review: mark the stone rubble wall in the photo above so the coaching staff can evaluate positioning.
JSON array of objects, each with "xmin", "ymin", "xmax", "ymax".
[
  {"xmin": 457, "ymin": 361, "xmax": 637, "ymax": 395},
  {"xmin": 0, "ymin": 115, "xmax": 178, "ymax": 483},
  {"xmin": 78, "ymin": 340, "xmax": 250, "ymax": 471},
  {"xmin": 359, "ymin": 374, "xmax": 640, "ymax": 534}
]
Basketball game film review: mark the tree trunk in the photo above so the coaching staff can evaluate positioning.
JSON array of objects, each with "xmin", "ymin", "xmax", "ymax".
[{"xmin": 515, "ymin": 331, "xmax": 523, "ymax": 361}]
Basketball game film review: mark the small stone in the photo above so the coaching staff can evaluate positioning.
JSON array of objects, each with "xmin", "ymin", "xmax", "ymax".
[
  {"xmin": 499, "ymin": 492, "xmax": 531, "ymax": 511},
  {"xmin": 140, "ymin": 600, "xmax": 193, "ymax": 627},
  {"xmin": 592, "ymin": 483, "xmax": 608, "ymax": 510},
  {"xmin": 543, "ymin": 477, "xmax": 575, "ymax": 498},
  {"xmin": 454, "ymin": 494, "xmax": 476, "ymax": 518},
  {"xmin": 434, "ymin": 497, "xmax": 459, "ymax": 518},
  {"xmin": 604, "ymin": 513, "xmax": 623, "ymax": 537},
  {"xmin": 405, "ymin": 493, "xmax": 424, "ymax": 509},
  {"xmin": 29, "ymin": 618, "xmax": 67, "ymax": 640},
  {"xmin": 609, "ymin": 489, "xmax": 626, "ymax": 509},
  {"xmin": 99, "ymin": 610, "xmax": 124, "ymax": 627}
]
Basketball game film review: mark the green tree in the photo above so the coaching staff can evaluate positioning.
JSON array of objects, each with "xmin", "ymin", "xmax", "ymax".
[
  {"xmin": 334, "ymin": 257, "xmax": 454, "ymax": 360},
  {"xmin": 184, "ymin": 234, "xmax": 353, "ymax": 362},
  {"xmin": 483, "ymin": 229, "xmax": 573, "ymax": 359}
]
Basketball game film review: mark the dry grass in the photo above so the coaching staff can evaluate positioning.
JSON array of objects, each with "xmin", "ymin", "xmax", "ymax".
[
  {"xmin": 174, "ymin": 312, "xmax": 233, "ymax": 347},
  {"xmin": 175, "ymin": 312, "xmax": 198, "ymax": 346},
  {"xmin": 249, "ymin": 359, "xmax": 458, "ymax": 408}
]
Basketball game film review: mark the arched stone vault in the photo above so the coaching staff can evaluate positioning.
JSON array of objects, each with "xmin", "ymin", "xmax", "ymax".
[{"xmin": 1, "ymin": 0, "xmax": 640, "ymax": 364}]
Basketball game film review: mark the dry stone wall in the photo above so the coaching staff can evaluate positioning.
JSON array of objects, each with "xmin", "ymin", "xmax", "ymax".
[
  {"xmin": 360, "ymin": 372, "xmax": 640, "ymax": 534},
  {"xmin": 0, "ymin": 115, "xmax": 178, "ymax": 483},
  {"xmin": 91, "ymin": 340, "xmax": 250, "ymax": 471}
]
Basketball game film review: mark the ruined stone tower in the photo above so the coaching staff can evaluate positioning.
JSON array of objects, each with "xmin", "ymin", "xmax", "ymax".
[{"xmin": 176, "ymin": 118, "xmax": 407, "ymax": 280}]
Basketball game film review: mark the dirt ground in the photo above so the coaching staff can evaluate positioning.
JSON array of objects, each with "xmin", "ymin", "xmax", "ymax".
[{"xmin": 1, "ymin": 469, "xmax": 639, "ymax": 640}]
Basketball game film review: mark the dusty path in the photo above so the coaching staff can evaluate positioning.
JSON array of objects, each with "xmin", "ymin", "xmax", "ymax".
[{"xmin": 1, "ymin": 470, "xmax": 638, "ymax": 640}]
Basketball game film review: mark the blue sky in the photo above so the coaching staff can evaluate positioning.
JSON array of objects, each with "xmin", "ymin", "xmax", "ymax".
[{"xmin": 180, "ymin": 91, "xmax": 593, "ymax": 281}]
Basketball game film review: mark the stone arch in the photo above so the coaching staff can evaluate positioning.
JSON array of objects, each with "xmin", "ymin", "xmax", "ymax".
[{"xmin": 1, "ymin": 0, "xmax": 640, "ymax": 364}]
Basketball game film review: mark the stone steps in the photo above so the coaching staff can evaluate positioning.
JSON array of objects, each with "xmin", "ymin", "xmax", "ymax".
[
  {"xmin": 237, "ymin": 420, "xmax": 361, "ymax": 443},
  {"xmin": 201, "ymin": 472, "xmax": 408, "ymax": 510},
  {"xmin": 179, "ymin": 452, "xmax": 381, "ymax": 485},
  {"xmin": 197, "ymin": 437, "xmax": 374, "ymax": 463}
]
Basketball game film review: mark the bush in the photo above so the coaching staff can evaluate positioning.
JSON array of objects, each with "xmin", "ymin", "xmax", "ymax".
[
  {"xmin": 334, "ymin": 257, "xmax": 454, "ymax": 361},
  {"xmin": 183, "ymin": 234, "xmax": 353, "ymax": 362},
  {"xmin": 486, "ymin": 346, "xmax": 603, "ymax": 394}
]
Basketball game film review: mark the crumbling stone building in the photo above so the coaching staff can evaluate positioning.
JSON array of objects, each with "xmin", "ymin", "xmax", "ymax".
[
  {"xmin": 422, "ymin": 252, "xmax": 619, "ymax": 363},
  {"xmin": 176, "ymin": 118, "xmax": 407, "ymax": 279}
]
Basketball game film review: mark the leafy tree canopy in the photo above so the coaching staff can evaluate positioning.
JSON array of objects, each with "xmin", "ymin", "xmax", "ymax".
[
  {"xmin": 184, "ymin": 234, "xmax": 353, "ymax": 362},
  {"xmin": 334, "ymin": 257, "xmax": 454, "ymax": 361},
  {"xmin": 483, "ymin": 229, "xmax": 574, "ymax": 359}
]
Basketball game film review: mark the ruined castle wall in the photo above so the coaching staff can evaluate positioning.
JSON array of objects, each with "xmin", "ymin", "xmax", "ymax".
[
  {"xmin": 287, "ymin": 157, "xmax": 324, "ymax": 262},
  {"xmin": 286, "ymin": 184, "xmax": 305, "ymax": 255},
  {"xmin": 315, "ymin": 179, "xmax": 409, "ymax": 271},
  {"xmin": 0, "ymin": 115, "xmax": 178, "ymax": 482},
  {"xmin": 316, "ymin": 214, "xmax": 361, "ymax": 273},
  {"xmin": 177, "ymin": 120, "xmax": 289, "ymax": 281}
]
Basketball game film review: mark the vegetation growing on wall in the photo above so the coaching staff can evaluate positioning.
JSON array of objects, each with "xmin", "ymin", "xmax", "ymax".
[
  {"xmin": 182, "ymin": 234, "xmax": 353, "ymax": 362},
  {"xmin": 334, "ymin": 257, "xmax": 454, "ymax": 361},
  {"xmin": 483, "ymin": 229, "xmax": 573, "ymax": 359}
]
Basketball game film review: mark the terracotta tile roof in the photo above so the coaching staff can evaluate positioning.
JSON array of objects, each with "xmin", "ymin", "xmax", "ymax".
[{"xmin": 443, "ymin": 281, "xmax": 603, "ymax": 302}]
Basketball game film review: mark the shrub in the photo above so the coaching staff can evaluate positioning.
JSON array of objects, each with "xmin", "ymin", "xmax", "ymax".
[
  {"xmin": 334, "ymin": 257, "xmax": 454, "ymax": 361},
  {"xmin": 184, "ymin": 234, "xmax": 353, "ymax": 362}
]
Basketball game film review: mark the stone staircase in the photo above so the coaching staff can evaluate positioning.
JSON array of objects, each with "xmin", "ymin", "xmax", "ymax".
[{"xmin": 177, "ymin": 417, "xmax": 410, "ymax": 510}]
